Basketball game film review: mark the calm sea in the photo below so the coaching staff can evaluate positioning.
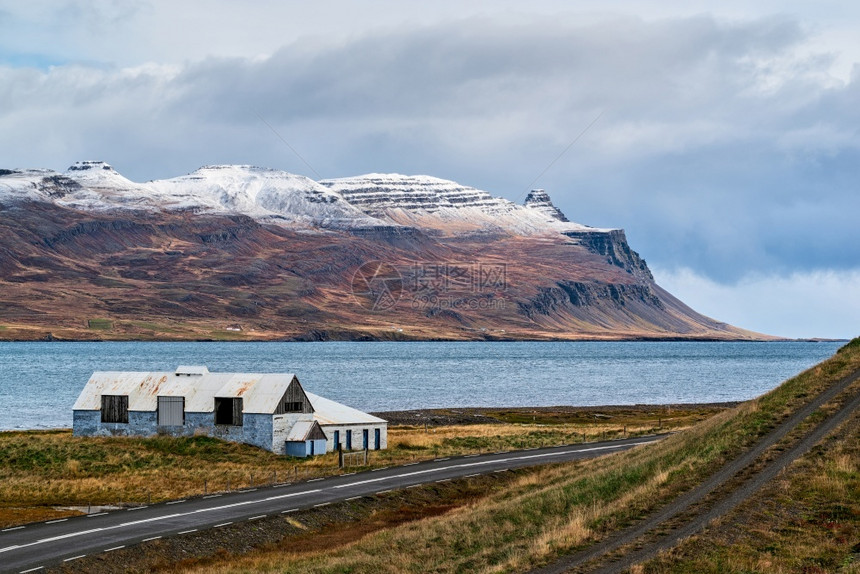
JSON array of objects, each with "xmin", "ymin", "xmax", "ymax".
[{"xmin": 0, "ymin": 341, "xmax": 843, "ymax": 430}]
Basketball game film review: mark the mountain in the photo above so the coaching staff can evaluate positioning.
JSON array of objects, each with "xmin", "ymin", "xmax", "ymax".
[{"xmin": 0, "ymin": 162, "xmax": 768, "ymax": 341}]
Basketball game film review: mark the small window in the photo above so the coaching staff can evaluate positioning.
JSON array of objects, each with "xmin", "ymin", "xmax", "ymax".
[
  {"xmin": 101, "ymin": 395, "xmax": 128, "ymax": 423},
  {"xmin": 283, "ymin": 401, "xmax": 304, "ymax": 412},
  {"xmin": 214, "ymin": 397, "xmax": 243, "ymax": 426}
]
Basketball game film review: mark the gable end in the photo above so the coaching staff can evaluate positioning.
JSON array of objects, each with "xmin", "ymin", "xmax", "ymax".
[{"xmin": 275, "ymin": 376, "xmax": 314, "ymax": 415}]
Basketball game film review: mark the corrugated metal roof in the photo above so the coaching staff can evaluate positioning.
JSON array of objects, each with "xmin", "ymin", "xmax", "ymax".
[
  {"xmin": 72, "ymin": 372, "xmax": 173, "ymax": 411},
  {"xmin": 213, "ymin": 373, "xmax": 298, "ymax": 413},
  {"xmin": 306, "ymin": 391, "xmax": 387, "ymax": 425},
  {"xmin": 285, "ymin": 421, "xmax": 315, "ymax": 441},
  {"xmin": 72, "ymin": 367, "xmax": 385, "ymax": 424},
  {"xmin": 73, "ymin": 368, "xmax": 296, "ymax": 414}
]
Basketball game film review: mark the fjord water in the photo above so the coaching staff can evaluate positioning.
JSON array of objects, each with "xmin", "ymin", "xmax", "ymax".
[{"xmin": 0, "ymin": 341, "xmax": 842, "ymax": 430}]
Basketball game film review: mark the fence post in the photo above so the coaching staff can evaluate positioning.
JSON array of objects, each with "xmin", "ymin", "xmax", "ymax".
[
  {"xmin": 204, "ymin": 479, "xmax": 208, "ymax": 495},
  {"xmin": 250, "ymin": 472, "xmax": 254, "ymax": 488},
  {"xmin": 338, "ymin": 444, "xmax": 343, "ymax": 469},
  {"xmin": 227, "ymin": 477, "xmax": 230, "ymax": 492},
  {"xmin": 364, "ymin": 448, "xmax": 368, "ymax": 466}
]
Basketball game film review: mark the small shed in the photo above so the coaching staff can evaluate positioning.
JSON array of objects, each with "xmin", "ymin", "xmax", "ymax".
[{"xmin": 285, "ymin": 420, "xmax": 328, "ymax": 457}]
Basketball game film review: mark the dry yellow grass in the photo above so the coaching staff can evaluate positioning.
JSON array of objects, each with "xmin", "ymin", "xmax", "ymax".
[
  {"xmin": 640, "ymin": 408, "xmax": 860, "ymax": 573},
  {"xmin": 167, "ymin": 339, "xmax": 860, "ymax": 574},
  {"xmin": 0, "ymin": 412, "xmax": 693, "ymax": 528}
]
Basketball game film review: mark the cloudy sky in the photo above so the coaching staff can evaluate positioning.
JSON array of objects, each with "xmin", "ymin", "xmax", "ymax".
[{"xmin": 1, "ymin": 1, "xmax": 858, "ymax": 339}]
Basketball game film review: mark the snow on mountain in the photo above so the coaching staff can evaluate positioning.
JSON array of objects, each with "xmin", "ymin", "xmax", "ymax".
[
  {"xmin": 524, "ymin": 189, "xmax": 569, "ymax": 222},
  {"xmin": 320, "ymin": 173, "xmax": 600, "ymax": 235},
  {"xmin": 319, "ymin": 173, "xmax": 506, "ymax": 214},
  {"xmin": 0, "ymin": 163, "xmax": 381, "ymax": 228},
  {"xmin": 0, "ymin": 168, "xmax": 65, "ymax": 203},
  {"xmin": 0, "ymin": 163, "xmax": 607, "ymax": 235},
  {"xmin": 59, "ymin": 161, "xmax": 165, "ymax": 211},
  {"xmin": 147, "ymin": 165, "xmax": 381, "ymax": 227},
  {"xmin": 0, "ymin": 162, "xmax": 170, "ymax": 212}
]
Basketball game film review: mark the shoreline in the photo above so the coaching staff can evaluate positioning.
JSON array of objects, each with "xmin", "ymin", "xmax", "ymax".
[
  {"xmin": 0, "ymin": 337, "xmax": 844, "ymax": 343},
  {"xmin": 0, "ymin": 403, "xmax": 741, "ymax": 433},
  {"xmin": 373, "ymin": 402, "xmax": 740, "ymax": 426}
]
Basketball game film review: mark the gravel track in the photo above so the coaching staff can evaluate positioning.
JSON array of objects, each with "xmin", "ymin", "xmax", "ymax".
[{"xmin": 530, "ymin": 366, "xmax": 860, "ymax": 574}]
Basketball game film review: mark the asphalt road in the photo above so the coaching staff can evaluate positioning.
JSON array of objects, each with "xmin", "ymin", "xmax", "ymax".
[{"xmin": 0, "ymin": 435, "xmax": 663, "ymax": 573}]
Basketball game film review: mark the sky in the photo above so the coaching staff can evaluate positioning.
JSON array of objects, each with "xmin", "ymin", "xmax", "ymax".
[{"xmin": 1, "ymin": 1, "xmax": 858, "ymax": 339}]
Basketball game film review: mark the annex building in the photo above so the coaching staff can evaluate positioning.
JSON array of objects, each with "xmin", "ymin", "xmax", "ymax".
[{"xmin": 72, "ymin": 366, "xmax": 387, "ymax": 457}]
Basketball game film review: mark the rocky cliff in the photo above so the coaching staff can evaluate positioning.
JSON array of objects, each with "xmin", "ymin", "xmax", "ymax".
[
  {"xmin": 524, "ymin": 189, "xmax": 569, "ymax": 222},
  {"xmin": 0, "ymin": 163, "xmax": 768, "ymax": 341}
]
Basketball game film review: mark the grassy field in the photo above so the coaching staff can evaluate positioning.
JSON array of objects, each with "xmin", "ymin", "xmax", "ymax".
[
  {"xmin": 639, "ymin": 411, "xmax": 859, "ymax": 573},
  {"xmin": 154, "ymin": 338, "xmax": 860, "ymax": 574},
  {"xmin": 0, "ymin": 406, "xmax": 709, "ymax": 528},
  {"xmin": 1, "ymin": 341, "xmax": 857, "ymax": 572},
  {"xmin": 87, "ymin": 318, "xmax": 114, "ymax": 330}
]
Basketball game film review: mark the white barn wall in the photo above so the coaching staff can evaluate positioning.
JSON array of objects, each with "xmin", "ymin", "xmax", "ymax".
[
  {"xmin": 322, "ymin": 422, "xmax": 387, "ymax": 452},
  {"xmin": 272, "ymin": 413, "xmax": 313, "ymax": 455},
  {"xmin": 71, "ymin": 367, "xmax": 387, "ymax": 455}
]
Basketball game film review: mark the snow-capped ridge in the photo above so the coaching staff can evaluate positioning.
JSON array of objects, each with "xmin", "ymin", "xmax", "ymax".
[
  {"xmin": 524, "ymin": 189, "xmax": 569, "ymax": 222},
  {"xmin": 320, "ymin": 173, "xmax": 506, "ymax": 214},
  {"xmin": 1, "ymin": 163, "xmax": 610, "ymax": 235},
  {"xmin": 320, "ymin": 173, "xmax": 600, "ymax": 235},
  {"xmin": 67, "ymin": 160, "xmax": 116, "ymax": 173},
  {"xmin": 148, "ymin": 165, "xmax": 383, "ymax": 228}
]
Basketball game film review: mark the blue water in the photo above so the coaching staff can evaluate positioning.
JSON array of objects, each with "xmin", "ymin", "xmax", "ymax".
[{"xmin": 0, "ymin": 341, "xmax": 843, "ymax": 430}]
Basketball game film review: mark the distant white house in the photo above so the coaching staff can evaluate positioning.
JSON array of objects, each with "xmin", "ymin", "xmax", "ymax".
[{"xmin": 71, "ymin": 366, "xmax": 387, "ymax": 457}]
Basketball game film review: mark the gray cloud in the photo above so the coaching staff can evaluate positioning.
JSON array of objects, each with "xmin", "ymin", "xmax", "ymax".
[{"xmin": 0, "ymin": 14, "xmax": 857, "ymax": 289}]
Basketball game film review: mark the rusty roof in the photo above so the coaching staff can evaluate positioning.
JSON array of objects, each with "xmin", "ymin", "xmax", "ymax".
[
  {"xmin": 72, "ymin": 366, "xmax": 386, "ymax": 424},
  {"xmin": 72, "ymin": 367, "xmax": 297, "ymax": 414}
]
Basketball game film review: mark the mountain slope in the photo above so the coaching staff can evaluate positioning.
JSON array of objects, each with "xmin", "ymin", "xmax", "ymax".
[{"xmin": 0, "ymin": 163, "xmax": 769, "ymax": 341}]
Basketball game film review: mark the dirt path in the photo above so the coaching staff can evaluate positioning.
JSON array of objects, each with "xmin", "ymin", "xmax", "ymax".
[{"xmin": 530, "ymin": 366, "xmax": 860, "ymax": 574}]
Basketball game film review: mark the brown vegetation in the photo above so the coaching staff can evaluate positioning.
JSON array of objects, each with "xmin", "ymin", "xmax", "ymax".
[
  {"xmin": 0, "ymin": 405, "xmax": 714, "ymax": 528},
  {"xmin": 152, "ymin": 340, "xmax": 859, "ymax": 573},
  {"xmin": 0, "ymin": 203, "xmax": 767, "ymax": 341}
]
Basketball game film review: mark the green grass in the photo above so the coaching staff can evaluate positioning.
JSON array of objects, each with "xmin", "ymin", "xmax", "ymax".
[
  {"xmin": 206, "ymin": 329, "xmax": 253, "ymax": 341},
  {"xmin": 0, "ymin": 417, "xmax": 672, "ymax": 525},
  {"xmin": 0, "ymin": 431, "xmax": 347, "ymax": 522},
  {"xmin": 86, "ymin": 318, "xmax": 113, "ymax": 330},
  {"xmin": 640, "ymin": 402, "xmax": 860, "ymax": 573},
  {"xmin": 173, "ymin": 338, "xmax": 860, "ymax": 574},
  {"xmin": 124, "ymin": 320, "xmax": 185, "ymax": 334}
]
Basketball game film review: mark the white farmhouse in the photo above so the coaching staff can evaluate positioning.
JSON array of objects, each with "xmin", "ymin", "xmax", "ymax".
[{"xmin": 72, "ymin": 366, "xmax": 387, "ymax": 457}]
